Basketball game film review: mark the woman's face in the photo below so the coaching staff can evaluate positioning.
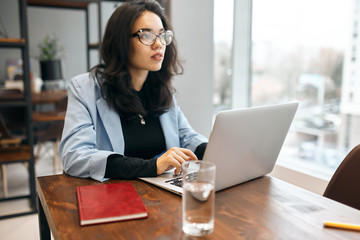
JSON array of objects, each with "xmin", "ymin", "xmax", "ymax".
[{"xmin": 127, "ymin": 11, "xmax": 166, "ymax": 75}]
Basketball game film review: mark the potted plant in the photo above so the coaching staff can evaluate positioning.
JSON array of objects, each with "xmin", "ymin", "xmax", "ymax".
[{"xmin": 38, "ymin": 34, "xmax": 63, "ymax": 81}]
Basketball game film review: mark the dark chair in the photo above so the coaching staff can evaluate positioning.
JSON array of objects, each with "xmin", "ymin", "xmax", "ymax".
[
  {"xmin": 323, "ymin": 144, "xmax": 360, "ymax": 210},
  {"xmin": 0, "ymin": 89, "xmax": 27, "ymax": 197},
  {"xmin": 0, "ymin": 111, "xmax": 26, "ymax": 198}
]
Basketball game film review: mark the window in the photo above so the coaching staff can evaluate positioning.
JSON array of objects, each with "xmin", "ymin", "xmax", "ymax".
[
  {"xmin": 213, "ymin": 0, "xmax": 234, "ymax": 113},
  {"xmin": 214, "ymin": 0, "xmax": 358, "ymax": 180}
]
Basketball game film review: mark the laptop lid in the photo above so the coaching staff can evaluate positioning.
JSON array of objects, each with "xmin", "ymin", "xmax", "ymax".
[
  {"xmin": 139, "ymin": 102, "xmax": 299, "ymax": 195},
  {"xmin": 204, "ymin": 102, "xmax": 298, "ymax": 191}
]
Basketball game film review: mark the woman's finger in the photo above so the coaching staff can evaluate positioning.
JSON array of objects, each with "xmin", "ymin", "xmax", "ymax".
[
  {"xmin": 168, "ymin": 156, "xmax": 182, "ymax": 175},
  {"xmin": 177, "ymin": 148, "xmax": 198, "ymax": 160}
]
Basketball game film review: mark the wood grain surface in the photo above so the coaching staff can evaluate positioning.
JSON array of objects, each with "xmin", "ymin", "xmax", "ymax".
[{"xmin": 37, "ymin": 174, "xmax": 360, "ymax": 240}]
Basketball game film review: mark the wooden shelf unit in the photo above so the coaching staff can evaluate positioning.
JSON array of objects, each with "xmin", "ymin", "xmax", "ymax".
[{"xmin": 0, "ymin": 0, "xmax": 37, "ymax": 220}]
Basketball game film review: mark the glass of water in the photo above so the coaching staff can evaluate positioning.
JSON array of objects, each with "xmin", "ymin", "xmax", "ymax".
[{"xmin": 182, "ymin": 160, "xmax": 216, "ymax": 237}]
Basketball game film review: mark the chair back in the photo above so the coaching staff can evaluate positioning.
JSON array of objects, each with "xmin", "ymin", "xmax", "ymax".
[
  {"xmin": 323, "ymin": 144, "xmax": 360, "ymax": 210},
  {"xmin": 0, "ymin": 114, "xmax": 12, "ymax": 139}
]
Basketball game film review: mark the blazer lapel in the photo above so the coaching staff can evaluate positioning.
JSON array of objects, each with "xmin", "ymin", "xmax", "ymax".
[{"xmin": 96, "ymin": 98, "xmax": 124, "ymax": 153}]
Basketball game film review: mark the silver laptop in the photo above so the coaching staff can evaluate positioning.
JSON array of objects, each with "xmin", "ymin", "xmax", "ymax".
[{"xmin": 139, "ymin": 102, "xmax": 299, "ymax": 195}]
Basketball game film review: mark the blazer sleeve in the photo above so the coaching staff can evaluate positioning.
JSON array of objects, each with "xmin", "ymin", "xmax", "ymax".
[{"xmin": 59, "ymin": 75, "xmax": 113, "ymax": 182}]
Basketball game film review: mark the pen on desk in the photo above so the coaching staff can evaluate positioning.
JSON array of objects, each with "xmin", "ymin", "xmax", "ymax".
[{"xmin": 323, "ymin": 221, "xmax": 360, "ymax": 231}]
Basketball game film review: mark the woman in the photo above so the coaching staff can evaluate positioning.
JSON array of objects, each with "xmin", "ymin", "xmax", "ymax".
[{"xmin": 59, "ymin": 0, "xmax": 207, "ymax": 182}]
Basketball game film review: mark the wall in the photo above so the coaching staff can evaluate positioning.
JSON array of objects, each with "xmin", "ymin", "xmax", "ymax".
[{"xmin": 170, "ymin": 0, "xmax": 214, "ymax": 137}]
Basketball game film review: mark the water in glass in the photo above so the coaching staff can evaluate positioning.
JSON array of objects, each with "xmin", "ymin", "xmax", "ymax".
[{"xmin": 182, "ymin": 181, "xmax": 215, "ymax": 236}]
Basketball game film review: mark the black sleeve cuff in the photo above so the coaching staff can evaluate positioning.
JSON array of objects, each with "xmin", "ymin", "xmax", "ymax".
[
  {"xmin": 194, "ymin": 142, "xmax": 207, "ymax": 160},
  {"xmin": 105, "ymin": 154, "xmax": 157, "ymax": 179}
]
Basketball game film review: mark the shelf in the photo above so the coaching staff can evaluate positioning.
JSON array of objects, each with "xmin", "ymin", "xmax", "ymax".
[
  {"xmin": 0, "ymin": 138, "xmax": 22, "ymax": 146},
  {"xmin": 27, "ymin": 0, "xmax": 97, "ymax": 9},
  {"xmin": 32, "ymin": 90, "xmax": 67, "ymax": 104},
  {"xmin": 88, "ymin": 42, "xmax": 99, "ymax": 49},
  {"xmin": 0, "ymin": 101, "xmax": 28, "ymax": 107},
  {"xmin": 0, "ymin": 38, "xmax": 26, "ymax": 48},
  {"xmin": 0, "ymin": 91, "xmax": 24, "ymax": 99},
  {"xmin": 33, "ymin": 111, "xmax": 65, "ymax": 123},
  {"xmin": 0, "ymin": 145, "xmax": 31, "ymax": 164},
  {"xmin": 0, "ymin": 89, "xmax": 27, "ymax": 106}
]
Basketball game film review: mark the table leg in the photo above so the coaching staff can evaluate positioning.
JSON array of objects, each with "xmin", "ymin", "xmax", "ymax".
[{"xmin": 38, "ymin": 197, "xmax": 51, "ymax": 240}]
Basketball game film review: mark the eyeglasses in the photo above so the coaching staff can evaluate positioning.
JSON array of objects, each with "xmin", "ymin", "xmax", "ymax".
[{"xmin": 131, "ymin": 29, "xmax": 173, "ymax": 46}]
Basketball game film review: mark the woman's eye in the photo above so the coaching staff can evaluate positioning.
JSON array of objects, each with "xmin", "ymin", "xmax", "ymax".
[{"xmin": 141, "ymin": 32, "xmax": 152, "ymax": 39}]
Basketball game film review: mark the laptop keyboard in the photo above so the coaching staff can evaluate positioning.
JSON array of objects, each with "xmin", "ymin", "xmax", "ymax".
[{"xmin": 165, "ymin": 172, "xmax": 197, "ymax": 188}]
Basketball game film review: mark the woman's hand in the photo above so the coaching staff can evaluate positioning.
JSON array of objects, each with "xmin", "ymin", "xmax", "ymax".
[{"xmin": 156, "ymin": 147, "xmax": 198, "ymax": 175}]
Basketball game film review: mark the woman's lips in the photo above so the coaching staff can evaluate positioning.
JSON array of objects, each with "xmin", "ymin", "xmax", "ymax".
[{"xmin": 151, "ymin": 53, "xmax": 163, "ymax": 61}]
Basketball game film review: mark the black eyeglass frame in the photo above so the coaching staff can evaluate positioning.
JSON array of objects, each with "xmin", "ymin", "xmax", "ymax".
[{"xmin": 130, "ymin": 29, "xmax": 173, "ymax": 46}]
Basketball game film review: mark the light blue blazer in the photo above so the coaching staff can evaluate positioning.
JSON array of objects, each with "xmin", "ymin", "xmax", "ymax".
[{"xmin": 59, "ymin": 73, "xmax": 208, "ymax": 182}]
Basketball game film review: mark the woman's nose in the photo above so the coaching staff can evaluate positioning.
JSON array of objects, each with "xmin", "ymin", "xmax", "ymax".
[{"xmin": 152, "ymin": 36, "xmax": 163, "ymax": 49}]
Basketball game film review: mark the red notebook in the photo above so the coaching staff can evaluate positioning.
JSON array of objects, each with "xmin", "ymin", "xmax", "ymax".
[{"xmin": 76, "ymin": 182, "xmax": 148, "ymax": 226}]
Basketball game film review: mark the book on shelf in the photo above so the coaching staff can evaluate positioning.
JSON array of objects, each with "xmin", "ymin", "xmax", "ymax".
[
  {"xmin": 6, "ymin": 58, "xmax": 23, "ymax": 80},
  {"xmin": 76, "ymin": 182, "xmax": 148, "ymax": 226}
]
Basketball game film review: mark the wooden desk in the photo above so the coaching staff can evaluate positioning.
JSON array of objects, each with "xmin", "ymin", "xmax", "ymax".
[{"xmin": 37, "ymin": 174, "xmax": 360, "ymax": 240}]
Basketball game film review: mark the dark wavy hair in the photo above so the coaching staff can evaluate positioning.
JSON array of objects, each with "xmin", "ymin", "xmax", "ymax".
[{"xmin": 90, "ymin": 0, "xmax": 183, "ymax": 119}]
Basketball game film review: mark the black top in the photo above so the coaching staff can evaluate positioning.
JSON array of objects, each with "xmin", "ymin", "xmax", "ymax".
[
  {"xmin": 121, "ymin": 114, "xmax": 166, "ymax": 159},
  {"xmin": 104, "ymin": 114, "xmax": 207, "ymax": 179},
  {"xmin": 104, "ymin": 89, "xmax": 207, "ymax": 179}
]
